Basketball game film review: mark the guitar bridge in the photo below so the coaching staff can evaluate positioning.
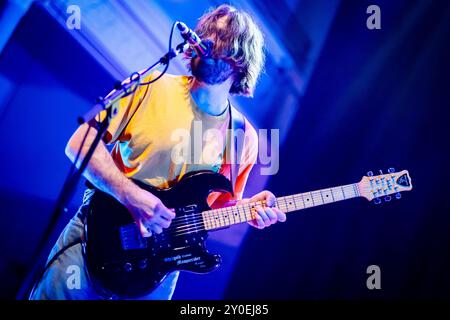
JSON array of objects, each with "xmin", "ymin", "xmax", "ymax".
[{"xmin": 120, "ymin": 223, "xmax": 147, "ymax": 250}]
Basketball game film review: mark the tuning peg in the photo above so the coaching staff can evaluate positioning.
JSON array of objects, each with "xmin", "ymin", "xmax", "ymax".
[
  {"xmin": 374, "ymin": 198, "xmax": 381, "ymax": 204},
  {"xmin": 384, "ymin": 195, "xmax": 392, "ymax": 202},
  {"xmin": 395, "ymin": 192, "xmax": 401, "ymax": 200},
  {"xmin": 367, "ymin": 171, "xmax": 373, "ymax": 177},
  {"xmin": 388, "ymin": 167, "xmax": 395, "ymax": 173}
]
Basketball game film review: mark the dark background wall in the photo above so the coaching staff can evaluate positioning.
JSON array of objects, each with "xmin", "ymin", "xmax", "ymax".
[
  {"xmin": 0, "ymin": 5, "xmax": 114, "ymax": 298},
  {"xmin": 226, "ymin": 0, "xmax": 450, "ymax": 299}
]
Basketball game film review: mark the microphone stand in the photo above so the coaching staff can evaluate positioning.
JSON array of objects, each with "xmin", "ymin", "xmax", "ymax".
[{"xmin": 16, "ymin": 41, "xmax": 189, "ymax": 300}]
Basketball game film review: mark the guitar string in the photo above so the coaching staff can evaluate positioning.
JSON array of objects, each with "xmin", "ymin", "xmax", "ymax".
[
  {"xmin": 157, "ymin": 185, "xmax": 363, "ymax": 237},
  {"xmin": 168, "ymin": 199, "xmax": 318, "ymax": 234},
  {"xmin": 175, "ymin": 181, "xmax": 395, "ymax": 227},
  {"xmin": 134, "ymin": 178, "xmax": 393, "ymax": 235},
  {"xmin": 167, "ymin": 200, "xmax": 328, "ymax": 236},
  {"xmin": 167, "ymin": 198, "xmax": 266, "ymax": 226},
  {"xmin": 166, "ymin": 184, "xmax": 360, "ymax": 228},
  {"xmin": 163, "ymin": 188, "xmax": 360, "ymax": 234},
  {"xmin": 152, "ymin": 184, "xmax": 392, "ymax": 238},
  {"xmin": 157, "ymin": 209, "xmax": 266, "ymax": 238},
  {"xmin": 163, "ymin": 206, "xmax": 267, "ymax": 234},
  {"xmin": 166, "ymin": 185, "xmax": 362, "ymax": 230}
]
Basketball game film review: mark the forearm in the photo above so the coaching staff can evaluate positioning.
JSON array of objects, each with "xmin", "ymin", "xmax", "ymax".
[{"xmin": 65, "ymin": 123, "xmax": 138, "ymax": 204}]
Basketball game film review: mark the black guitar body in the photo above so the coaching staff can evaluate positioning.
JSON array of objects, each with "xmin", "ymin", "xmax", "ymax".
[{"xmin": 83, "ymin": 170, "xmax": 232, "ymax": 298}]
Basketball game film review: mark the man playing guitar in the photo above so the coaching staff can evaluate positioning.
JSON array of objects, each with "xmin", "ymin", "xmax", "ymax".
[{"xmin": 30, "ymin": 4, "xmax": 286, "ymax": 300}]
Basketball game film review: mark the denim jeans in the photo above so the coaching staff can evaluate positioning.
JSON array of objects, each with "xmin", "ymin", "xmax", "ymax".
[{"xmin": 29, "ymin": 190, "xmax": 179, "ymax": 300}]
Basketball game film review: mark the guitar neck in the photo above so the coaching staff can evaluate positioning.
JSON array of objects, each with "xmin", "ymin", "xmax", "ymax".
[{"xmin": 202, "ymin": 183, "xmax": 360, "ymax": 231}]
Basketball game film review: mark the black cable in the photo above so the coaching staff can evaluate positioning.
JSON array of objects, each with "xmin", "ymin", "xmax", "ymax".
[
  {"xmin": 28, "ymin": 240, "xmax": 82, "ymax": 299},
  {"xmin": 139, "ymin": 21, "xmax": 178, "ymax": 86},
  {"xmin": 121, "ymin": 71, "xmax": 141, "ymax": 98}
]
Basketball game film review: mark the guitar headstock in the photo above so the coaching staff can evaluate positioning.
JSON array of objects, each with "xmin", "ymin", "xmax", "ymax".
[{"xmin": 358, "ymin": 168, "xmax": 412, "ymax": 203}]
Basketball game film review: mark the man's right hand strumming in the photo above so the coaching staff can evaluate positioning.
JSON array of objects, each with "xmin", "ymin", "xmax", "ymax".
[
  {"xmin": 65, "ymin": 122, "xmax": 175, "ymax": 238},
  {"xmin": 121, "ymin": 185, "xmax": 175, "ymax": 238}
]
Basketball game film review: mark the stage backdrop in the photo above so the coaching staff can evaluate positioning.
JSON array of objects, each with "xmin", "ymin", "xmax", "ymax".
[{"xmin": 226, "ymin": 0, "xmax": 450, "ymax": 299}]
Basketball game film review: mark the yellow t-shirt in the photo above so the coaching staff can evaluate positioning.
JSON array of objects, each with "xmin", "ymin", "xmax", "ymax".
[{"xmin": 96, "ymin": 72, "xmax": 258, "ymax": 206}]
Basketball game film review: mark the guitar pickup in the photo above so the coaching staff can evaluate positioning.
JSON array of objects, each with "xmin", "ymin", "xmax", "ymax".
[
  {"xmin": 119, "ymin": 223, "xmax": 147, "ymax": 250},
  {"xmin": 180, "ymin": 204, "xmax": 198, "ymax": 214}
]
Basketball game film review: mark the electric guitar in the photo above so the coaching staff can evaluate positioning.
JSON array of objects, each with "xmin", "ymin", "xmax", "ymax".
[{"xmin": 83, "ymin": 168, "xmax": 412, "ymax": 298}]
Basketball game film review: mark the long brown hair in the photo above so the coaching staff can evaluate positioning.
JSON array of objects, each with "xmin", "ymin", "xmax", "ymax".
[{"xmin": 186, "ymin": 4, "xmax": 265, "ymax": 97}]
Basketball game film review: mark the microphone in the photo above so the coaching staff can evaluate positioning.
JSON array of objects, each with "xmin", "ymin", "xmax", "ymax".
[{"xmin": 176, "ymin": 21, "xmax": 212, "ymax": 58}]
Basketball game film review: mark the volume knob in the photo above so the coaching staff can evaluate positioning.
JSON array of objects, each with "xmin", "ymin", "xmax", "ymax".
[{"xmin": 124, "ymin": 262, "xmax": 133, "ymax": 272}]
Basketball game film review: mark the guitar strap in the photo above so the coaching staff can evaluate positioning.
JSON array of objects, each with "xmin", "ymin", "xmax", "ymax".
[{"xmin": 227, "ymin": 102, "xmax": 246, "ymax": 197}]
